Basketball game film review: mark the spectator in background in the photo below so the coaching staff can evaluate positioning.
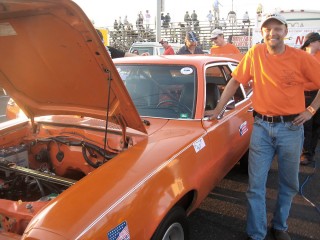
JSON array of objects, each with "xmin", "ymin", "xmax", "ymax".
[
  {"xmin": 138, "ymin": 11, "xmax": 144, "ymax": 24},
  {"xmin": 132, "ymin": 49, "xmax": 139, "ymax": 55},
  {"xmin": 243, "ymin": 11, "xmax": 250, "ymax": 26},
  {"xmin": 164, "ymin": 13, "xmax": 171, "ymax": 26},
  {"xmin": 113, "ymin": 19, "xmax": 119, "ymax": 31},
  {"xmin": 123, "ymin": 15, "xmax": 129, "ymax": 28},
  {"xmin": 210, "ymin": 29, "xmax": 240, "ymax": 55},
  {"xmin": 163, "ymin": 13, "xmax": 171, "ymax": 33},
  {"xmin": 184, "ymin": 11, "xmax": 191, "ymax": 26},
  {"xmin": 145, "ymin": 10, "xmax": 151, "ymax": 30},
  {"xmin": 161, "ymin": 13, "xmax": 165, "ymax": 26},
  {"xmin": 207, "ymin": 10, "xmax": 214, "ymax": 28},
  {"xmin": 137, "ymin": 11, "xmax": 144, "ymax": 30},
  {"xmin": 227, "ymin": 10, "xmax": 237, "ymax": 26},
  {"xmin": 191, "ymin": 10, "xmax": 198, "ymax": 24},
  {"xmin": 159, "ymin": 38, "xmax": 175, "ymax": 55},
  {"xmin": 136, "ymin": 14, "xmax": 143, "ymax": 30},
  {"xmin": 213, "ymin": 0, "xmax": 222, "ymax": 21},
  {"xmin": 256, "ymin": 3, "xmax": 263, "ymax": 16},
  {"xmin": 300, "ymin": 32, "xmax": 320, "ymax": 165},
  {"xmin": 118, "ymin": 16, "xmax": 123, "ymax": 30},
  {"xmin": 177, "ymin": 31, "xmax": 204, "ymax": 54}
]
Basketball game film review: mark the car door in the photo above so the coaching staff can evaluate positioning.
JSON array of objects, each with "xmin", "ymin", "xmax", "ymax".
[{"xmin": 202, "ymin": 62, "xmax": 253, "ymax": 181}]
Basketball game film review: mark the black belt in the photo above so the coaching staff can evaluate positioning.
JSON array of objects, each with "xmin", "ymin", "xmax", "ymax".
[
  {"xmin": 304, "ymin": 90, "xmax": 318, "ymax": 97},
  {"xmin": 253, "ymin": 110, "xmax": 298, "ymax": 123}
]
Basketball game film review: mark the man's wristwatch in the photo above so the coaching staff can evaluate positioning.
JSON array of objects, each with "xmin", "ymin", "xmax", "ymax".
[{"xmin": 307, "ymin": 106, "xmax": 316, "ymax": 115}]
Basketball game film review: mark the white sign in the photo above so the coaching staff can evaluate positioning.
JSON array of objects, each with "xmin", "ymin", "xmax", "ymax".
[{"xmin": 252, "ymin": 27, "xmax": 320, "ymax": 48}]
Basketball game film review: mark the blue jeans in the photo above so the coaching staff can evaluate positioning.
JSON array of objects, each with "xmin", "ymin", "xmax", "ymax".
[{"xmin": 246, "ymin": 116, "xmax": 303, "ymax": 240}]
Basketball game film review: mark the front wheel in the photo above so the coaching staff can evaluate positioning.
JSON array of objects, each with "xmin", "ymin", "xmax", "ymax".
[{"xmin": 151, "ymin": 206, "xmax": 189, "ymax": 240}]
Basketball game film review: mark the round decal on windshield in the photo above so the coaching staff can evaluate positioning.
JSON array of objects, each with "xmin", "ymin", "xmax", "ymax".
[{"xmin": 180, "ymin": 67, "xmax": 193, "ymax": 75}]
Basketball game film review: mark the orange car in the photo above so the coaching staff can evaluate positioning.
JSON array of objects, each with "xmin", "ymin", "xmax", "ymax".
[{"xmin": 0, "ymin": 0, "xmax": 253, "ymax": 239}]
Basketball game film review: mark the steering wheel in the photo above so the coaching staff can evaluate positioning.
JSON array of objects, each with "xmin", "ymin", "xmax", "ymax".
[{"xmin": 156, "ymin": 100, "xmax": 192, "ymax": 115}]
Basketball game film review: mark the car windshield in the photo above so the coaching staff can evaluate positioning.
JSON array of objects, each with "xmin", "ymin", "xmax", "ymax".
[{"xmin": 116, "ymin": 64, "xmax": 197, "ymax": 119}]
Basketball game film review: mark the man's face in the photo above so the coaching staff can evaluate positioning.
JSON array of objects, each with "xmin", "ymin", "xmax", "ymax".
[
  {"xmin": 161, "ymin": 42, "xmax": 168, "ymax": 48},
  {"xmin": 211, "ymin": 35, "xmax": 224, "ymax": 46},
  {"xmin": 186, "ymin": 40, "xmax": 197, "ymax": 48},
  {"xmin": 261, "ymin": 20, "xmax": 288, "ymax": 49}
]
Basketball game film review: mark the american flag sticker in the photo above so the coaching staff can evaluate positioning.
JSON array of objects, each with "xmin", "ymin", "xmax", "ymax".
[
  {"xmin": 107, "ymin": 221, "xmax": 130, "ymax": 240},
  {"xmin": 239, "ymin": 121, "xmax": 248, "ymax": 136}
]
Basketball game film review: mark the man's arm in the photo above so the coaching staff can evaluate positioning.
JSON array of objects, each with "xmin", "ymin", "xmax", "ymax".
[
  {"xmin": 293, "ymin": 90, "xmax": 320, "ymax": 126},
  {"xmin": 206, "ymin": 78, "xmax": 240, "ymax": 119}
]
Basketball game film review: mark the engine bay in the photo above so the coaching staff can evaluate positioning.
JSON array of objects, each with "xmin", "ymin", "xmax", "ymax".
[{"xmin": 0, "ymin": 120, "xmax": 137, "ymax": 235}]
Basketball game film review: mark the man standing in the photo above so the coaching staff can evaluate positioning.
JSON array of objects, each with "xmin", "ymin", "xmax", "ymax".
[
  {"xmin": 176, "ymin": 31, "xmax": 204, "ymax": 55},
  {"xmin": 207, "ymin": 10, "xmax": 213, "ymax": 28},
  {"xmin": 184, "ymin": 11, "xmax": 191, "ymax": 26},
  {"xmin": 145, "ymin": 10, "xmax": 151, "ymax": 30},
  {"xmin": 300, "ymin": 32, "xmax": 320, "ymax": 165},
  {"xmin": 210, "ymin": 28, "xmax": 240, "ymax": 55},
  {"xmin": 208, "ymin": 13, "xmax": 320, "ymax": 240},
  {"xmin": 243, "ymin": 11, "xmax": 250, "ymax": 26},
  {"xmin": 159, "ymin": 38, "xmax": 175, "ymax": 55}
]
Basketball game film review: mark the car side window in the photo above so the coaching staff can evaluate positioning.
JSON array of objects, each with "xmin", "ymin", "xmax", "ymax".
[
  {"xmin": 222, "ymin": 64, "xmax": 245, "ymax": 103},
  {"xmin": 205, "ymin": 64, "xmax": 246, "ymax": 111}
]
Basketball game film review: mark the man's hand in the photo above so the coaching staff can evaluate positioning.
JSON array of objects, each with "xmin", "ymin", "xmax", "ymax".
[
  {"xmin": 292, "ymin": 110, "xmax": 313, "ymax": 126},
  {"xmin": 205, "ymin": 108, "xmax": 222, "ymax": 120}
]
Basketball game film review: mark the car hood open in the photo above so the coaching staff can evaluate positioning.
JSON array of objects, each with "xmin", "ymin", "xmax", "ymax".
[{"xmin": 0, "ymin": 0, "xmax": 146, "ymax": 133}]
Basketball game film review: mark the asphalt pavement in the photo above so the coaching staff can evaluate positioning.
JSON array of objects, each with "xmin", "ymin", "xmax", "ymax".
[{"xmin": 189, "ymin": 149, "xmax": 320, "ymax": 240}]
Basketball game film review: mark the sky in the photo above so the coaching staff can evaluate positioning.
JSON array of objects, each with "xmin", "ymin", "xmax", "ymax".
[{"xmin": 73, "ymin": 0, "xmax": 320, "ymax": 28}]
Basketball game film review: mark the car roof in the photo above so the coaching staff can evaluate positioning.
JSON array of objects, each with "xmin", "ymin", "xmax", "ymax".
[{"xmin": 113, "ymin": 55, "xmax": 240, "ymax": 65}]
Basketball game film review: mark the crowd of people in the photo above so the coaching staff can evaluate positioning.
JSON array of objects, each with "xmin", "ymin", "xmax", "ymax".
[{"xmin": 112, "ymin": 8, "xmax": 252, "ymax": 33}]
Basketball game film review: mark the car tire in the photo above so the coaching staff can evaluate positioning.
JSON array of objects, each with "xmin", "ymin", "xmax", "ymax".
[
  {"xmin": 239, "ymin": 150, "xmax": 249, "ymax": 174},
  {"xmin": 151, "ymin": 206, "xmax": 189, "ymax": 240}
]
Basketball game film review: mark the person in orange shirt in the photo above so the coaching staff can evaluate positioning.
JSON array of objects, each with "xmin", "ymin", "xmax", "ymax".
[
  {"xmin": 210, "ymin": 28, "xmax": 240, "ymax": 55},
  {"xmin": 208, "ymin": 13, "xmax": 320, "ymax": 240},
  {"xmin": 299, "ymin": 32, "xmax": 320, "ymax": 165},
  {"xmin": 159, "ymin": 38, "xmax": 175, "ymax": 55}
]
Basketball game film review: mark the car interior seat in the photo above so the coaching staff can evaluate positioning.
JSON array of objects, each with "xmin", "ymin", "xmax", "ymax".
[{"xmin": 205, "ymin": 83, "xmax": 221, "ymax": 110}]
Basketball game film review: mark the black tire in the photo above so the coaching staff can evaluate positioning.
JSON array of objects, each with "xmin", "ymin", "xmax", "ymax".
[
  {"xmin": 239, "ymin": 150, "xmax": 249, "ymax": 174},
  {"xmin": 151, "ymin": 206, "xmax": 189, "ymax": 240}
]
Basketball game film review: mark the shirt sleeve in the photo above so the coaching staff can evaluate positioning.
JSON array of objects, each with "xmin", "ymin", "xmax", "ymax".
[{"xmin": 232, "ymin": 46, "xmax": 254, "ymax": 84}]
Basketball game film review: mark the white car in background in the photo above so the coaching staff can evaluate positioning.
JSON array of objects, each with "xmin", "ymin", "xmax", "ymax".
[{"xmin": 129, "ymin": 42, "xmax": 182, "ymax": 55}]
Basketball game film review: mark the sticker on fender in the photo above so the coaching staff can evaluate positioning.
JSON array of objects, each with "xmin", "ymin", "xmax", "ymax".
[
  {"xmin": 107, "ymin": 221, "xmax": 130, "ymax": 240},
  {"xmin": 239, "ymin": 121, "xmax": 248, "ymax": 136},
  {"xmin": 193, "ymin": 138, "xmax": 205, "ymax": 153}
]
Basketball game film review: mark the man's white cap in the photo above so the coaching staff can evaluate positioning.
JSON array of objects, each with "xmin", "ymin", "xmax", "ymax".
[
  {"xmin": 210, "ymin": 29, "xmax": 223, "ymax": 39},
  {"xmin": 261, "ymin": 12, "xmax": 287, "ymax": 28}
]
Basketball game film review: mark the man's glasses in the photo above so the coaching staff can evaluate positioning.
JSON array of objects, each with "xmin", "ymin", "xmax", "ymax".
[{"xmin": 211, "ymin": 37, "xmax": 218, "ymax": 41}]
